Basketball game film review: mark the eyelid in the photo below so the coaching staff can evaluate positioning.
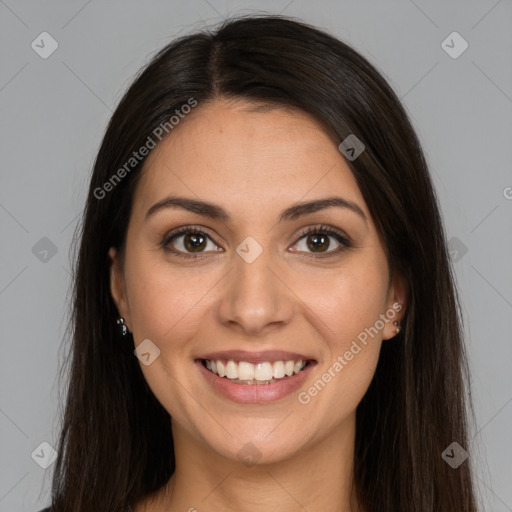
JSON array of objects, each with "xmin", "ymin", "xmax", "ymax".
[
  {"xmin": 295, "ymin": 224, "xmax": 351, "ymax": 245},
  {"xmin": 160, "ymin": 223, "xmax": 352, "ymax": 258},
  {"xmin": 160, "ymin": 225, "xmax": 222, "ymax": 259}
]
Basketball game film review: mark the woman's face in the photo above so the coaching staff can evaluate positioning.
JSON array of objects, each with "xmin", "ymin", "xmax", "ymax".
[{"xmin": 110, "ymin": 98, "xmax": 405, "ymax": 465}]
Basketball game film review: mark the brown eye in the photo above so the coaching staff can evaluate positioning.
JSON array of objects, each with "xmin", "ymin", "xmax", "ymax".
[
  {"xmin": 162, "ymin": 227, "xmax": 222, "ymax": 259},
  {"xmin": 290, "ymin": 225, "xmax": 351, "ymax": 256},
  {"xmin": 182, "ymin": 232, "xmax": 207, "ymax": 252},
  {"xmin": 305, "ymin": 233, "xmax": 330, "ymax": 252}
]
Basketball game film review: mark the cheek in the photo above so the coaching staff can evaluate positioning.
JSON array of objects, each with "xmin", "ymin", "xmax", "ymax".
[
  {"xmin": 124, "ymin": 250, "xmax": 208, "ymax": 342},
  {"xmin": 302, "ymin": 342, "xmax": 381, "ymax": 437},
  {"xmin": 123, "ymin": 254, "xmax": 206, "ymax": 420},
  {"xmin": 295, "ymin": 258, "xmax": 387, "ymax": 402},
  {"xmin": 302, "ymin": 259, "xmax": 389, "ymax": 345}
]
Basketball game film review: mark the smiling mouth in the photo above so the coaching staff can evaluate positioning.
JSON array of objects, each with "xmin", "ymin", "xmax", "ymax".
[{"xmin": 199, "ymin": 358, "xmax": 314, "ymax": 385}]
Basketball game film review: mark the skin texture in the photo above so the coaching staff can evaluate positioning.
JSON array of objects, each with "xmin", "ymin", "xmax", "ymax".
[{"xmin": 109, "ymin": 98, "xmax": 407, "ymax": 512}]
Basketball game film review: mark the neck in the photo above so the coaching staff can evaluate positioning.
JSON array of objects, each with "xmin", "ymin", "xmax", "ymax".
[{"xmin": 142, "ymin": 412, "xmax": 363, "ymax": 512}]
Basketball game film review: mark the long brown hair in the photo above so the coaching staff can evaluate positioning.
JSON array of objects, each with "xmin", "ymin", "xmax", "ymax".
[{"xmin": 46, "ymin": 14, "xmax": 478, "ymax": 511}]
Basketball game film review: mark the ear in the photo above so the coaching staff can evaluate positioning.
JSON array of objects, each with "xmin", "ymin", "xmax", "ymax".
[
  {"xmin": 382, "ymin": 270, "xmax": 408, "ymax": 340},
  {"xmin": 108, "ymin": 246, "xmax": 131, "ymax": 331}
]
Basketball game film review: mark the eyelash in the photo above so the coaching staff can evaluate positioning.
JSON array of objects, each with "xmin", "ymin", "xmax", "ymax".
[{"xmin": 160, "ymin": 224, "xmax": 352, "ymax": 260}]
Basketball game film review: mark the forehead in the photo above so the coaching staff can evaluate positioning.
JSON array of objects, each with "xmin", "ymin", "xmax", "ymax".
[{"xmin": 132, "ymin": 99, "xmax": 370, "ymax": 223}]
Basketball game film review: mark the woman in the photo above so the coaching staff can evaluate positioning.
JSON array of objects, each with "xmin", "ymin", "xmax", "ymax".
[{"xmin": 39, "ymin": 14, "xmax": 478, "ymax": 512}]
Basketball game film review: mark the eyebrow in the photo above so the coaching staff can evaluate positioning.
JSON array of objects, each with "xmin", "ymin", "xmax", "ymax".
[{"xmin": 145, "ymin": 195, "xmax": 368, "ymax": 224}]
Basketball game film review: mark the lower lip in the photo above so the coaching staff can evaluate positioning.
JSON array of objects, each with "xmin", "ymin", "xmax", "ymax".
[{"xmin": 195, "ymin": 359, "xmax": 316, "ymax": 404}]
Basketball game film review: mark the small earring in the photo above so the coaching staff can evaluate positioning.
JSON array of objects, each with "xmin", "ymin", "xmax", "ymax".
[
  {"xmin": 393, "ymin": 320, "xmax": 400, "ymax": 335},
  {"xmin": 116, "ymin": 317, "xmax": 128, "ymax": 336}
]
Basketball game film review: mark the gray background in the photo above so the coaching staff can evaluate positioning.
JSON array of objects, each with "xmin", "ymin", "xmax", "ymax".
[{"xmin": 1, "ymin": 1, "xmax": 511, "ymax": 510}]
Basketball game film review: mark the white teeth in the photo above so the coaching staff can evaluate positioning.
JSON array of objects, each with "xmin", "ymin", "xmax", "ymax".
[
  {"xmin": 273, "ymin": 361, "xmax": 285, "ymax": 379},
  {"xmin": 254, "ymin": 362, "xmax": 274, "ymax": 381},
  {"xmin": 204, "ymin": 358, "xmax": 308, "ymax": 383},
  {"xmin": 238, "ymin": 361, "xmax": 255, "ymax": 380},
  {"xmin": 284, "ymin": 360, "xmax": 295, "ymax": 376},
  {"xmin": 225, "ymin": 360, "xmax": 238, "ymax": 379}
]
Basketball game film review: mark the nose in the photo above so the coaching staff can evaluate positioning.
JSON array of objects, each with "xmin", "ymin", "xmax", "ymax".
[{"xmin": 216, "ymin": 243, "xmax": 295, "ymax": 337}]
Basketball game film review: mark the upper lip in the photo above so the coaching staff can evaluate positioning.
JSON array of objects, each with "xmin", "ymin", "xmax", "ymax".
[{"xmin": 197, "ymin": 350, "xmax": 316, "ymax": 365}]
